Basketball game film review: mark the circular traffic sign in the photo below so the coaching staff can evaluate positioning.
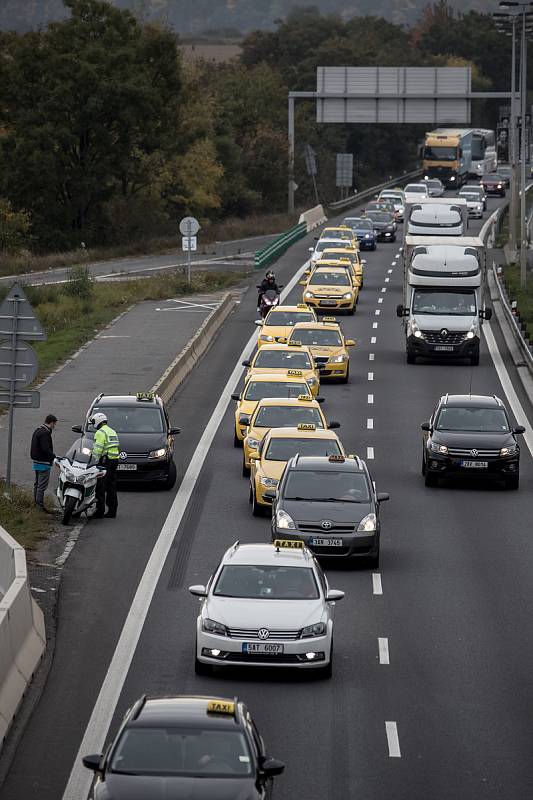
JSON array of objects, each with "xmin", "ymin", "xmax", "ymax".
[{"xmin": 179, "ymin": 216, "xmax": 200, "ymax": 236}]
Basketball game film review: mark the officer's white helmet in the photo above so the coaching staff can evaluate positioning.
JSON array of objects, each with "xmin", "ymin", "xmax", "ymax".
[{"xmin": 90, "ymin": 412, "xmax": 107, "ymax": 427}]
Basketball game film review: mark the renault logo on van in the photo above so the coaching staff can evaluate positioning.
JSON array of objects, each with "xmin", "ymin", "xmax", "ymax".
[{"xmin": 440, "ymin": 329, "xmax": 448, "ymax": 337}]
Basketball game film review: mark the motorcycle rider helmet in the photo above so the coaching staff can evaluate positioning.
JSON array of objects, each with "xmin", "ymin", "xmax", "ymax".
[{"xmin": 90, "ymin": 411, "xmax": 108, "ymax": 428}]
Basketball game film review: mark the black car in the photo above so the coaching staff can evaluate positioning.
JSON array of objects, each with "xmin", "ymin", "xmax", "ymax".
[
  {"xmin": 341, "ymin": 217, "xmax": 377, "ymax": 250},
  {"xmin": 364, "ymin": 210, "xmax": 396, "ymax": 242},
  {"xmin": 70, "ymin": 392, "xmax": 180, "ymax": 488},
  {"xmin": 421, "ymin": 394, "xmax": 525, "ymax": 489},
  {"xmin": 82, "ymin": 695, "xmax": 285, "ymax": 799},
  {"xmin": 270, "ymin": 454, "xmax": 389, "ymax": 567}
]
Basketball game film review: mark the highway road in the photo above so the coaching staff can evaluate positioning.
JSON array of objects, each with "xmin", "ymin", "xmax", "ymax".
[{"xmin": 1, "ymin": 195, "xmax": 533, "ymax": 800}]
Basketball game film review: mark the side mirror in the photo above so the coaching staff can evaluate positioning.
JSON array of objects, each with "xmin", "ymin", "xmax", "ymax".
[
  {"xmin": 480, "ymin": 308, "xmax": 493, "ymax": 321},
  {"xmin": 261, "ymin": 757, "xmax": 286, "ymax": 777},
  {"xmin": 256, "ymin": 285, "xmax": 262, "ymax": 290},
  {"xmin": 231, "ymin": 393, "xmax": 241, "ymax": 401},
  {"xmin": 361, "ymin": 259, "xmax": 367, "ymax": 265},
  {"xmin": 299, "ymin": 280, "xmax": 307, "ymax": 286},
  {"xmin": 326, "ymin": 589, "xmax": 345, "ymax": 602},
  {"xmin": 188, "ymin": 584, "xmax": 207, "ymax": 597},
  {"xmin": 278, "ymin": 337, "xmax": 287, "ymax": 344},
  {"xmin": 345, "ymin": 339, "xmax": 356, "ymax": 347},
  {"xmin": 396, "ymin": 305, "xmax": 408, "ymax": 318},
  {"xmin": 377, "ymin": 492, "xmax": 390, "ymax": 502},
  {"xmin": 249, "ymin": 455, "xmax": 259, "ymax": 462},
  {"xmin": 242, "ymin": 360, "xmax": 251, "ymax": 367},
  {"xmin": 421, "ymin": 422, "xmax": 431, "ymax": 432},
  {"xmin": 72, "ymin": 425, "xmax": 83, "ymax": 433},
  {"xmin": 240, "ymin": 414, "xmax": 251, "ymax": 426},
  {"xmin": 513, "ymin": 425, "xmax": 526, "ymax": 434},
  {"xmin": 328, "ymin": 421, "xmax": 340, "ymax": 429},
  {"xmin": 254, "ymin": 319, "xmax": 263, "ymax": 326},
  {"xmin": 316, "ymin": 396, "xmax": 325, "ymax": 404},
  {"xmin": 170, "ymin": 427, "xmax": 181, "ymax": 435},
  {"xmin": 263, "ymin": 491, "xmax": 276, "ymax": 500},
  {"xmin": 309, "ymin": 247, "xmax": 314, "ymax": 252},
  {"xmin": 82, "ymin": 754, "xmax": 104, "ymax": 773}
]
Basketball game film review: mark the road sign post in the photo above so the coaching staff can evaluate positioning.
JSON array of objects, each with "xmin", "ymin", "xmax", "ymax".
[
  {"xmin": 179, "ymin": 217, "xmax": 200, "ymax": 285},
  {"xmin": 0, "ymin": 284, "xmax": 46, "ymax": 486}
]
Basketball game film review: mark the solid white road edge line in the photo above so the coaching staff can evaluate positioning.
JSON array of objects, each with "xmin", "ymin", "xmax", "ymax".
[
  {"xmin": 61, "ymin": 262, "xmax": 311, "ymax": 800},
  {"xmin": 378, "ymin": 637, "xmax": 390, "ymax": 664},
  {"xmin": 386, "ymin": 721, "xmax": 401, "ymax": 757},
  {"xmin": 372, "ymin": 573, "xmax": 383, "ymax": 595},
  {"xmin": 484, "ymin": 322, "xmax": 533, "ymax": 458}
]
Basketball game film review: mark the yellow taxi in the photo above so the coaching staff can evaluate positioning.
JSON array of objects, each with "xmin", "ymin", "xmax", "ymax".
[
  {"xmin": 231, "ymin": 372, "xmax": 313, "ymax": 447},
  {"xmin": 320, "ymin": 247, "xmax": 364, "ymax": 288},
  {"xmin": 243, "ymin": 343, "xmax": 320, "ymax": 397},
  {"xmin": 319, "ymin": 226, "xmax": 358, "ymax": 248},
  {"xmin": 300, "ymin": 265, "xmax": 358, "ymax": 315},
  {"xmin": 242, "ymin": 395, "xmax": 339, "ymax": 475},
  {"xmin": 255, "ymin": 304, "xmax": 317, "ymax": 348},
  {"xmin": 288, "ymin": 320, "xmax": 355, "ymax": 383},
  {"xmin": 249, "ymin": 425, "xmax": 345, "ymax": 515}
]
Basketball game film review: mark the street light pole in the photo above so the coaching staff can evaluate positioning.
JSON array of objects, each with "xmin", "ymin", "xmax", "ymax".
[{"xmin": 520, "ymin": 7, "xmax": 528, "ymax": 287}]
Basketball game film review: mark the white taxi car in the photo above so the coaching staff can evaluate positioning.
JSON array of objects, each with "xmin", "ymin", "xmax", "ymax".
[{"xmin": 190, "ymin": 540, "xmax": 344, "ymax": 678}]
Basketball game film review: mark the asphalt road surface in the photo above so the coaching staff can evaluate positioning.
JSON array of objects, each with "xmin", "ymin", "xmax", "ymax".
[{"xmin": 1, "ymin": 195, "xmax": 533, "ymax": 800}]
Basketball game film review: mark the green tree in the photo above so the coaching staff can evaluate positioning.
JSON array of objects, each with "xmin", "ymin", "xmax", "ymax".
[{"xmin": 0, "ymin": 197, "xmax": 32, "ymax": 252}]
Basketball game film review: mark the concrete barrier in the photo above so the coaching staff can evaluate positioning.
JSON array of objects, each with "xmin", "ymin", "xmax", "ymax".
[
  {"xmin": 0, "ymin": 525, "xmax": 46, "ymax": 750},
  {"xmin": 298, "ymin": 204, "xmax": 327, "ymax": 232},
  {"xmin": 151, "ymin": 292, "xmax": 236, "ymax": 404}
]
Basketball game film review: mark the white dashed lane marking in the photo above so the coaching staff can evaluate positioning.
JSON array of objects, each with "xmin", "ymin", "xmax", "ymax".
[
  {"xmin": 378, "ymin": 298, "xmax": 383, "ymax": 304},
  {"xmin": 385, "ymin": 278, "xmax": 390, "ymax": 283},
  {"xmin": 386, "ymin": 722, "xmax": 401, "ymax": 758},
  {"xmin": 368, "ymin": 372, "xmax": 374, "ymax": 381},
  {"xmin": 367, "ymin": 446, "xmax": 374, "ymax": 459},
  {"xmin": 379, "ymin": 638, "xmax": 390, "ymax": 664},
  {"xmin": 367, "ymin": 418, "xmax": 374, "ymax": 429},
  {"xmin": 368, "ymin": 394, "xmax": 374, "ymax": 404},
  {"xmin": 381, "ymin": 287, "xmax": 387, "ymax": 292},
  {"xmin": 371, "ymin": 336, "xmax": 377, "ymax": 343},
  {"xmin": 372, "ymin": 573, "xmax": 383, "ymax": 595},
  {"xmin": 369, "ymin": 353, "xmax": 375, "ymax": 361},
  {"xmin": 375, "ymin": 309, "xmax": 381, "ymax": 316},
  {"xmin": 373, "ymin": 322, "xmax": 379, "ymax": 329}
]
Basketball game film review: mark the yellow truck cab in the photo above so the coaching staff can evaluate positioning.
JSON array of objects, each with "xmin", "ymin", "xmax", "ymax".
[{"xmin": 288, "ymin": 320, "xmax": 355, "ymax": 383}]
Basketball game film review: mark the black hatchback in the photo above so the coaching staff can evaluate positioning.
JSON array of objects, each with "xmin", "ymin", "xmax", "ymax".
[
  {"xmin": 421, "ymin": 394, "xmax": 525, "ymax": 489},
  {"xmin": 70, "ymin": 392, "xmax": 180, "ymax": 489}
]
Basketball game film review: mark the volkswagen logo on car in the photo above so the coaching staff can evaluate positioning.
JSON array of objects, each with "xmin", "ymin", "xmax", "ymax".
[{"xmin": 258, "ymin": 628, "xmax": 270, "ymax": 640}]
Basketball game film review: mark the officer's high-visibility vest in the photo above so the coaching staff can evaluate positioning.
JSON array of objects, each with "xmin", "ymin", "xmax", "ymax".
[{"xmin": 92, "ymin": 424, "xmax": 119, "ymax": 461}]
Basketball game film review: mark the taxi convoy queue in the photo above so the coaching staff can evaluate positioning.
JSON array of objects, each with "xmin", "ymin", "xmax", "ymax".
[{"xmin": 80, "ymin": 209, "xmax": 525, "ymax": 797}]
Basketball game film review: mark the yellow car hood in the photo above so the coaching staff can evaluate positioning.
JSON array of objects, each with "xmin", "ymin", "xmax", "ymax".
[
  {"xmin": 309, "ymin": 285, "xmax": 351, "ymax": 296},
  {"xmin": 307, "ymin": 345, "xmax": 345, "ymax": 359}
]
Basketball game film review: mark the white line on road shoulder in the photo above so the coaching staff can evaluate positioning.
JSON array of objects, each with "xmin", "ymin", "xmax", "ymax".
[
  {"xmin": 372, "ymin": 573, "xmax": 383, "ymax": 595},
  {"xmin": 378, "ymin": 638, "xmax": 390, "ymax": 664},
  {"xmin": 386, "ymin": 722, "xmax": 401, "ymax": 757}
]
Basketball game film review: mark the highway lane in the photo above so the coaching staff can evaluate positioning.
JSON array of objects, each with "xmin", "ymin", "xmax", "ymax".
[{"xmin": 3, "ymin": 194, "xmax": 533, "ymax": 799}]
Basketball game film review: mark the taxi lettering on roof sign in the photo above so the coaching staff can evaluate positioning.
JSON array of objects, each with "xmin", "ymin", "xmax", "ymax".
[
  {"xmin": 322, "ymin": 317, "xmax": 337, "ymax": 323},
  {"xmin": 207, "ymin": 700, "xmax": 235, "ymax": 715},
  {"xmin": 136, "ymin": 391, "xmax": 154, "ymax": 402},
  {"xmin": 297, "ymin": 303, "xmax": 309, "ymax": 309},
  {"xmin": 288, "ymin": 340, "xmax": 302, "ymax": 347},
  {"xmin": 297, "ymin": 394, "xmax": 312, "ymax": 401},
  {"xmin": 273, "ymin": 539, "xmax": 305, "ymax": 549},
  {"xmin": 329, "ymin": 454, "xmax": 346, "ymax": 463},
  {"xmin": 287, "ymin": 369, "xmax": 303, "ymax": 376},
  {"xmin": 297, "ymin": 423, "xmax": 316, "ymax": 431}
]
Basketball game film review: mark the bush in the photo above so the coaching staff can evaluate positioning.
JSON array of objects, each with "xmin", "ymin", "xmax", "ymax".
[{"xmin": 64, "ymin": 266, "xmax": 94, "ymax": 300}]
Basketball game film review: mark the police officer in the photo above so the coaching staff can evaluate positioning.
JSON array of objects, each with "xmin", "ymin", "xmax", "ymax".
[
  {"xmin": 90, "ymin": 412, "xmax": 120, "ymax": 519},
  {"xmin": 257, "ymin": 270, "xmax": 279, "ymax": 313}
]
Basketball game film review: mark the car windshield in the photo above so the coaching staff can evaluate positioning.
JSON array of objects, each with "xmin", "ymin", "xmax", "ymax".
[
  {"xmin": 110, "ymin": 727, "xmax": 252, "ymax": 777},
  {"xmin": 87, "ymin": 406, "xmax": 163, "ymax": 433},
  {"xmin": 284, "ymin": 470, "xmax": 370, "ymax": 503},
  {"xmin": 412, "ymin": 289, "xmax": 476, "ymax": 316},
  {"xmin": 423, "ymin": 146, "xmax": 457, "ymax": 161},
  {"xmin": 436, "ymin": 407, "xmax": 510, "ymax": 432},
  {"xmin": 426, "ymin": 180, "xmax": 441, "ymax": 189},
  {"xmin": 464, "ymin": 187, "xmax": 482, "ymax": 196},
  {"xmin": 365, "ymin": 211, "xmax": 393, "ymax": 223},
  {"xmin": 348, "ymin": 219, "xmax": 372, "ymax": 230},
  {"xmin": 292, "ymin": 328, "xmax": 342, "ymax": 347},
  {"xmin": 265, "ymin": 310, "xmax": 314, "ymax": 326},
  {"xmin": 461, "ymin": 194, "xmax": 479, "ymax": 202},
  {"xmin": 405, "ymin": 185, "xmax": 427, "ymax": 194},
  {"xmin": 322, "ymin": 251, "xmax": 357, "ymax": 263},
  {"xmin": 381, "ymin": 194, "xmax": 402, "ymax": 202},
  {"xmin": 309, "ymin": 271, "xmax": 350, "ymax": 286},
  {"xmin": 244, "ymin": 381, "xmax": 308, "ymax": 401},
  {"xmin": 254, "ymin": 350, "xmax": 312, "ymax": 369},
  {"xmin": 214, "ymin": 564, "xmax": 319, "ymax": 599},
  {"xmin": 253, "ymin": 406, "xmax": 324, "ymax": 428},
  {"xmin": 265, "ymin": 437, "xmax": 341, "ymax": 462},
  {"xmin": 485, "ymin": 175, "xmax": 503, "ymax": 181}
]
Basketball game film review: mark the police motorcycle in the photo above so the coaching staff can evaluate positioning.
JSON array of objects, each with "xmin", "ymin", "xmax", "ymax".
[{"xmin": 55, "ymin": 453, "xmax": 105, "ymax": 525}]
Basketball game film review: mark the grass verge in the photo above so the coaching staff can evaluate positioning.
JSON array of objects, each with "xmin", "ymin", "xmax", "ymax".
[
  {"xmin": 503, "ymin": 263, "xmax": 533, "ymax": 341},
  {"xmin": 0, "ymin": 210, "xmax": 301, "ymax": 279},
  {"xmin": 0, "ymin": 480, "xmax": 55, "ymax": 550}
]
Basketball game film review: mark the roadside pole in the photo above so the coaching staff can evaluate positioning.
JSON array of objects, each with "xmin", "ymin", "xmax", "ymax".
[{"xmin": 179, "ymin": 216, "xmax": 200, "ymax": 286}]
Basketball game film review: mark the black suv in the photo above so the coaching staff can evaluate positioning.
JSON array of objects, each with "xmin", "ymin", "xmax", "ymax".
[
  {"xmin": 270, "ymin": 454, "xmax": 389, "ymax": 567},
  {"xmin": 70, "ymin": 392, "xmax": 180, "ymax": 488},
  {"xmin": 421, "ymin": 394, "xmax": 525, "ymax": 489},
  {"xmin": 82, "ymin": 695, "xmax": 285, "ymax": 799}
]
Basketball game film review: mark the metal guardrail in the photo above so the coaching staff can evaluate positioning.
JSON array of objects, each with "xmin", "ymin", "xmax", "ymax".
[
  {"xmin": 254, "ymin": 221, "xmax": 307, "ymax": 269},
  {"xmin": 328, "ymin": 169, "xmax": 422, "ymax": 211},
  {"xmin": 491, "ymin": 263, "xmax": 533, "ymax": 369}
]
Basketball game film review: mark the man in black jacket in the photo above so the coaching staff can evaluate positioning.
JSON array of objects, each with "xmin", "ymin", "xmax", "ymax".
[{"xmin": 30, "ymin": 414, "xmax": 58, "ymax": 511}]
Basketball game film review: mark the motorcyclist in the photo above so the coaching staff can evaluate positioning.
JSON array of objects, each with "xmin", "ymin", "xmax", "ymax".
[{"xmin": 257, "ymin": 271, "xmax": 280, "ymax": 313}]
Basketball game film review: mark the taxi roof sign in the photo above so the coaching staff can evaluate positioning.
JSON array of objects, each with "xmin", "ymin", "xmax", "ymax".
[
  {"xmin": 287, "ymin": 369, "xmax": 303, "ymax": 376},
  {"xmin": 322, "ymin": 316, "xmax": 337, "ymax": 322},
  {"xmin": 136, "ymin": 391, "xmax": 155, "ymax": 402},
  {"xmin": 328, "ymin": 454, "xmax": 346, "ymax": 462},
  {"xmin": 297, "ymin": 423, "xmax": 316, "ymax": 431},
  {"xmin": 297, "ymin": 394, "xmax": 312, "ymax": 401},
  {"xmin": 287, "ymin": 340, "xmax": 302, "ymax": 347},
  {"xmin": 207, "ymin": 700, "xmax": 235, "ymax": 715},
  {"xmin": 297, "ymin": 303, "xmax": 309, "ymax": 309},
  {"xmin": 274, "ymin": 539, "xmax": 304, "ymax": 550}
]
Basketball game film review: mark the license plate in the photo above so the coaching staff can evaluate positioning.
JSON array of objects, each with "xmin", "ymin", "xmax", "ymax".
[
  {"xmin": 319, "ymin": 300, "xmax": 337, "ymax": 307},
  {"xmin": 117, "ymin": 464, "xmax": 137, "ymax": 471},
  {"xmin": 460, "ymin": 460, "xmax": 488, "ymax": 469},
  {"xmin": 309, "ymin": 537, "xmax": 343, "ymax": 547},
  {"xmin": 242, "ymin": 642, "xmax": 284, "ymax": 654},
  {"xmin": 434, "ymin": 345, "xmax": 455, "ymax": 352}
]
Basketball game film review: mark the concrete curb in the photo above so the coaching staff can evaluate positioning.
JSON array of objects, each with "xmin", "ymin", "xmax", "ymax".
[{"xmin": 151, "ymin": 292, "xmax": 236, "ymax": 403}]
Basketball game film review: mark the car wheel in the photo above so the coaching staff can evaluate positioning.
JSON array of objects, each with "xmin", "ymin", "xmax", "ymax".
[
  {"xmin": 470, "ymin": 349, "xmax": 480, "ymax": 367},
  {"xmin": 233, "ymin": 430, "xmax": 242, "ymax": 448},
  {"xmin": 367, "ymin": 548, "xmax": 380, "ymax": 569},
  {"xmin": 248, "ymin": 484, "xmax": 253, "ymax": 504},
  {"xmin": 425, "ymin": 471, "xmax": 438, "ymax": 487},
  {"xmin": 406, "ymin": 349, "xmax": 416, "ymax": 365},
  {"xmin": 195, "ymin": 654, "xmax": 212, "ymax": 676},
  {"xmin": 347, "ymin": 303, "xmax": 355, "ymax": 316},
  {"xmin": 252, "ymin": 486, "xmax": 263, "ymax": 517},
  {"xmin": 372, "ymin": 243, "xmax": 377, "ymax": 251},
  {"xmin": 391, "ymin": 236, "xmax": 396, "ymax": 243},
  {"xmin": 242, "ymin": 458, "xmax": 250, "ymax": 477},
  {"xmin": 421, "ymin": 451, "xmax": 426, "ymax": 476},
  {"xmin": 506, "ymin": 474, "xmax": 519, "ymax": 490},
  {"xmin": 317, "ymin": 647, "xmax": 333, "ymax": 679},
  {"xmin": 165, "ymin": 459, "xmax": 177, "ymax": 490}
]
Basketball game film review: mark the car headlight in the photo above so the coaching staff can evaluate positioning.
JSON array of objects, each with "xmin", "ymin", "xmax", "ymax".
[
  {"xmin": 81, "ymin": 447, "xmax": 92, "ymax": 456},
  {"xmin": 407, "ymin": 318, "xmax": 423, "ymax": 339},
  {"xmin": 305, "ymin": 291, "xmax": 314, "ymax": 299},
  {"xmin": 62, "ymin": 469, "xmax": 78, "ymax": 482},
  {"xmin": 497, "ymin": 184, "xmax": 502, "ymax": 189},
  {"xmin": 246, "ymin": 437, "xmax": 261, "ymax": 450},
  {"xmin": 149, "ymin": 448, "xmax": 167, "ymax": 459},
  {"xmin": 343, "ymin": 292, "xmax": 352, "ymax": 300},
  {"xmin": 466, "ymin": 321, "xmax": 479, "ymax": 341},
  {"xmin": 307, "ymin": 376, "xmax": 318, "ymax": 386},
  {"xmin": 276, "ymin": 509, "xmax": 295, "ymax": 530},
  {"xmin": 260, "ymin": 334, "xmax": 274, "ymax": 342},
  {"xmin": 450, "ymin": 176, "xmax": 456, "ymax": 182},
  {"xmin": 500, "ymin": 444, "xmax": 518, "ymax": 456},
  {"xmin": 429, "ymin": 440, "xmax": 448, "ymax": 454},
  {"xmin": 357, "ymin": 513, "xmax": 377, "ymax": 533},
  {"xmin": 364, "ymin": 234, "xmax": 371, "ymax": 239},
  {"xmin": 300, "ymin": 622, "xmax": 327, "ymax": 638},
  {"xmin": 329, "ymin": 354, "xmax": 347, "ymax": 363},
  {"xmin": 202, "ymin": 618, "xmax": 227, "ymax": 636},
  {"xmin": 261, "ymin": 477, "xmax": 279, "ymax": 488}
]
